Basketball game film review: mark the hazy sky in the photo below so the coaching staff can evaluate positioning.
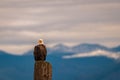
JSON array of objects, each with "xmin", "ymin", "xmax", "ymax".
[{"xmin": 0, "ymin": 0, "xmax": 120, "ymax": 55}]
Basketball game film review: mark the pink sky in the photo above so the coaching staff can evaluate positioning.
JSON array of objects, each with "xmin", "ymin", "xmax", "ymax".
[{"xmin": 0, "ymin": 0, "xmax": 120, "ymax": 55}]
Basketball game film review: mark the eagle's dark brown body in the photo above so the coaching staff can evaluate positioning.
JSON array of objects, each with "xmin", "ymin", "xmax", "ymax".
[{"xmin": 34, "ymin": 44, "xmax": 47, "ymax": 61}]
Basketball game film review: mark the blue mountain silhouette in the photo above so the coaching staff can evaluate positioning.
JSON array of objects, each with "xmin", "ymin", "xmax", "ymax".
[
  {"xmin": 0, "ymin": 43, "xmax": 120, "ymax": 80},
  {"xmin": 24, "ymin": 43, "xmax": 120, "ymax": 55}
]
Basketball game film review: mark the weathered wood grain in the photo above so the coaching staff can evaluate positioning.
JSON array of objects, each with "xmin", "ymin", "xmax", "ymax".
[{"xmin": 34, "ymin": 61, "xmax": 52, "ymax": 80}]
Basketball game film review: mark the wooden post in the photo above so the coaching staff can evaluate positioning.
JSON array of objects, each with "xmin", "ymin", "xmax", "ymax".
[{"xmin": 34, "ymin": 61, "xmax": 52, "ymax": 80}]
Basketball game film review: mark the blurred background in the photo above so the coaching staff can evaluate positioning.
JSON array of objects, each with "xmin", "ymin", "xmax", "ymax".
[{"xmin": 0, "ymin": 0, "xmax": 120, "ymax": 80}]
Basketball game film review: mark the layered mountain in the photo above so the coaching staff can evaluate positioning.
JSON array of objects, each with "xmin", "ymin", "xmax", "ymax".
[
  {"xmin": 0, "ymin": 43, "xmax": 120, "ymax": 80},
  {"xmin": 72, "ymin": 43, "xmax": 110, "ymax": 53},
  {"xmin": 45, "ymin": 43, "xmax": 120, "ymax": 54},
  {"xmin": 0, "ymin": 50, "xmax": 13, "ymax": 55},
  {"xmin": 24, "ymin": 43, "xmax": 120, "ymax": 55}
]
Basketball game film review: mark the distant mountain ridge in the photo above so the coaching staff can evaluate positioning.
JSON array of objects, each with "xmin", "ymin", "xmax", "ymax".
[
  {"xmin": 110, "ymin": 45, "xmax": 120, "ymax": 52},
  {"xmin": 49, "ymin": 43, "xmax": 120, "ymax": 53},
  {"xmin": 0, "ymin": 43, "xmax": 120, "ymax": 55},
  {"xmin": 0, "ymin": 50, "xmax": 12, "ymax": 55},
  {"xmin": 0, "ymin": 43, "xmax": 120, "ymax": 80},
  {"xmin": 23, "ymin": 43, "xmax": 120, "ymax": 55}
]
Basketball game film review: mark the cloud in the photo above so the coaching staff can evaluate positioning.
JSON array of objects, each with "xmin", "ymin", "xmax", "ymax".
[
  {"xmin": 0, "ymin": 44, "xmax": 33, "ymax": 55},
  {"xmin": 0, "ymin": 0, "xmax": 120, "ymax": 54},
  {"xmin": 62, "ymin": 50, "xmax": 120, "ymax": 60}
]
